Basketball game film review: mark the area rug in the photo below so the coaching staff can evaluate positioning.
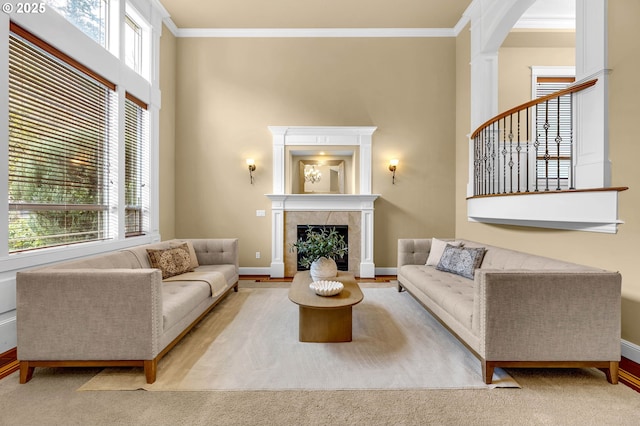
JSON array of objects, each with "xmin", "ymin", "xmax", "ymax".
[{"xmin": 78, "ymin": 287, "xmax": 519, "ymax": 391}]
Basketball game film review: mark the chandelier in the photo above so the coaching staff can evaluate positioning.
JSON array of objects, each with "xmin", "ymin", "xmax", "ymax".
[{"xmin": 304, "ymin": 165, "xmax": 322, "ymax": 184}]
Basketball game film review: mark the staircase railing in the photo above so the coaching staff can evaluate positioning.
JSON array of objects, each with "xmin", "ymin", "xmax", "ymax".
[{"xmin": 470, "ymin": 79, "xmax": 597, "ymax": 197}]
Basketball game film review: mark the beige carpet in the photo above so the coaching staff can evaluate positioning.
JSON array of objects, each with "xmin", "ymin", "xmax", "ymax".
[{"xmin": 79, "ymin": 286, "xmax": 519, "ymax": 391}]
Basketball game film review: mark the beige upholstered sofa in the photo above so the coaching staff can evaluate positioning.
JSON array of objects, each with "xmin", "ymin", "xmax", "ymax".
[
  {"xmin": 16, "ymin": 238, "xmax": 239, "ymax": 384},
  {"xmin": 397, "ymin": 238, "xmax": 621, "ymax": 384}
]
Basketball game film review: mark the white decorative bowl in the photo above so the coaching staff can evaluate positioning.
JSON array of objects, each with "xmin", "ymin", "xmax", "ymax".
[{"xmin": 309, "ymin": 280, "xmax": 344, "ymax": 297}]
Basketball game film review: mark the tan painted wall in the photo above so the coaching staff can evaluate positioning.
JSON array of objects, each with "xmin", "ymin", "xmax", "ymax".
[
  {"xmin": 455, "ymin": 5, "xmax": 640, "ymax": 346},
  {"xmin": 498, "ymin": 46, "xmax": 575, "ymax": 112},
  {"xmin": 173, "ymin": 37, "xmax": 457, "ymax": 268},
  {"xmin": 159, "ymin": 25, "xmax": 177, "ymax": 240}
]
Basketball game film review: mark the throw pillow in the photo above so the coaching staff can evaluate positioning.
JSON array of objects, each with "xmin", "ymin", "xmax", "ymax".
[
  {"xmin": 426, "ymin": 238, "xmax": 462, "ymax": 266},
  {"xmin": 170, "ymin": 240, "xmax": 200, "ymax": 269},
  {"xmin": 147, "ymin": 243, "xmax": 194, "ymax": 279},
  {"xmin": 436, "ymin": 244, "xmax": 486, "ymax": 280}
]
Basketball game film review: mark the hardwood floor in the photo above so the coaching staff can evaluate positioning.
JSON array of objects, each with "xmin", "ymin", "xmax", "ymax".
[{"xmin": 0, "ymin": 348, "xmax": 19, "ymax": 380}]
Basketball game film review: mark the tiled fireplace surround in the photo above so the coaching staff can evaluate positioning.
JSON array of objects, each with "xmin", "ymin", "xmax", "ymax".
[{"xmin": 266, "ymin": 126, "xmax": 379, "ymax": 278}]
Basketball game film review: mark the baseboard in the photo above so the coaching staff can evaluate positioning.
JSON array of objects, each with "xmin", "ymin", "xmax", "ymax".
[
  {"xmin": 239, "ymin": 267, "xmax": 271, "ymax": 276},
  {"xmin": 240, "ymin": 267, "xmax": 399, "ymax": 277},
  {"xmin": 375, "ymin": 267, "xmax": 397, "ymax": 276},
  {"xmin": 621, "ymin": 339, "xmax": 640, "ymax": 364}
]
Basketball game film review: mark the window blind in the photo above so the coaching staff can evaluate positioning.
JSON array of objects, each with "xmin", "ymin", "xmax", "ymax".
[
  {"xmin": 535, "ymin": 77, "xmax": 575, "ymax": 188},
  {"xmin": 8, "ymin": 25, "xmax": 117, "ymax": 252},
  {"xmin": 124, "ymin": 93, "xmax": 148, "ymax": 237}
]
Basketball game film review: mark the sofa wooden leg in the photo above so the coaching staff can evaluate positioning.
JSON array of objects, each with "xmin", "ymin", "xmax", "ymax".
[
  {"xmin": 234, "ymin": 282, "xmax": 239, "ymax": 292},
  {"xmin": 144, "ymin": 360, "xmax": 157, "ymax": 384},
  {"xmin": 482, "ymin": 361, "xmax": 495, "ymax": 385},
  {"xmin": 397, "ymin": 283, "xmax": 404, "ymax": 292},
  {"xmin": 605, "ymin": 361, "xmax": 619, "ymax": 384},
  {"xmin": 19, "ymin": 361, "xmax": 34, "ymax": 384}
]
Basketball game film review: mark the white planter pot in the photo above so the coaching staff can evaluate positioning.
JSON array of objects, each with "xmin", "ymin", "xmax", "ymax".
[{"xmin": 310, "ymin": 257, "xmax": 338, "ymax": 281}]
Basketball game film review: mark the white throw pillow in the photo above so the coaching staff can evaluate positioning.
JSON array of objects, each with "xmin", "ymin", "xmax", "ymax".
[{"xmin": 426, "ymin": 238, "xmax": 462, "ymax": 266}]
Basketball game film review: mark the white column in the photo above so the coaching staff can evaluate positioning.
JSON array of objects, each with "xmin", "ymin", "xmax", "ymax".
[
  {"xmin": 269, "ymin": 195, "xmax": 286, "ymax": 278},
  {"xmin": 573, "ymin": 0, "xmax": 610, "ymax": 188},
  {"xmin": 359, "ymin": 132, "xmax": 373, "ymax": 195},
  {"xmin": 359, "ymin": 200, "xmax": 376, "ymax": 278},
  {"xmin": 269, "ymin": 127, "xmax": 287, "ymax": 194}
]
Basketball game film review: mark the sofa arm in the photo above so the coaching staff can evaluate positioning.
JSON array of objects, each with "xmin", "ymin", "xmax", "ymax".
[
  {"xmin": 474, "ymin": 270, "xmax": 621, "ymax": 361},
  {"xmin": 397, "ymin": 239, "xmax": 431, "ymax": 268},
  {"xmin": 17, "ymin": 269, "xmax": 164, "ymax": 361},
  {"xmin": 189, "ymin": 239, "xmax": 239, "ymax": 272}
]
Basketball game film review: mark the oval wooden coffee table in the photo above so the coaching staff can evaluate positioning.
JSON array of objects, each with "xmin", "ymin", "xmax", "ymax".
[{"xmin": 289, "ymin": 271, "xmax": 364, "ymax": 343}]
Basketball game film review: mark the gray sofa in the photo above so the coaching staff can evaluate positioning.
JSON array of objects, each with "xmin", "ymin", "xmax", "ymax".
[
  {"xmin": 16, "ymin": 238, "xmax": 239, "ymax": 384},
  {"xmin": 397, "ymin": 238, "xmax": 621, "ymax": 384}
]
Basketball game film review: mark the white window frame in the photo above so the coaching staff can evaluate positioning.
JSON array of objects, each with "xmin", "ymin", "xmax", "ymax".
[
  {"xmin": 124, "ymin": 2, "xmax": 151, "ymax": 80},
  {"xmin": 0, "ymin": 2, "xmax": 161, "ymax": 272}
]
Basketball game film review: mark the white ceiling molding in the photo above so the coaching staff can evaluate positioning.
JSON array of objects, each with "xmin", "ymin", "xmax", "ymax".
[
  {"xmin": 175, "ymin": 27, "xmax": 456, "ymax": 38},
  {"xmin": 513, "ymin": 16, "xmax": 575, "ymax": 30},
  {"xmin": 162, "ymin": 17, "xmax": 179, "ymax": 35}
]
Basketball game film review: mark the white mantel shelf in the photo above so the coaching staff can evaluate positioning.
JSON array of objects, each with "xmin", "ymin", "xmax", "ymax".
[{"xmin": 266, "ymin": 194, "xmax": 380, "ymax": 211}]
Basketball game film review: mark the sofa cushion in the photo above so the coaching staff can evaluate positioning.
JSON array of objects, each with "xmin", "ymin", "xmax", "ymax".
[
  {"xmin": 399, "ymin": 265, "xmax": 474, "ymax": 331},
  {"xmin": 426, "ymin": 238, "xmax": 461, "ymax": 266},
  {"xmin": 161, "ymin": 281, "xmax": 211, "ymax": 332},
  {"xmin": 436, "ymin": 245, "xmax": 486, "ymax": 279},
  {"xmin": 147, "ymin": 244, "xmax": 194, "ymax": 279}
]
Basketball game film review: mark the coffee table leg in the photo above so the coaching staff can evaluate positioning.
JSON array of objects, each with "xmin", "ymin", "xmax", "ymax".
[{"xmin": 299, "ymin": 306, "xmax": 352, "ymax": 342}]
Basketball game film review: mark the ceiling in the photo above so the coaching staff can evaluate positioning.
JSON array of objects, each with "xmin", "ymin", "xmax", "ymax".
[
  {"xmin": 157, "ymin": 0, "xmax": 575, "ymax": 31},
  {"xmin": 158, "ymin": 0, "xmax": 473, "ymax": 29}
]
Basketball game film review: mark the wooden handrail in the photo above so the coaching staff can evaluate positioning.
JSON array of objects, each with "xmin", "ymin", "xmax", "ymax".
[
  {"xmin": 471, "ymin": 79, "xmax": 598, "ymax": 139},
  {"xmin": 467, "ymin": 186, "xmax": 628, "ymax": 200}
]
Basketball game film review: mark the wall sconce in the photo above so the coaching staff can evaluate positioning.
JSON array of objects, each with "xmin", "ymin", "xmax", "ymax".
[
  {"xmin": 246, "ymin": 159, "xmax": 256, "ymax": 184},
  {"xmin": 388, "ymin": 159, "xmax": 399, "ymax": 184}
]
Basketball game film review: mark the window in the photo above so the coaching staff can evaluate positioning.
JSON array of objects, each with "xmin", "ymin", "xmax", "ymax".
[
  {"xmin": 534, "ymin": 75, "xmax": 575, "ymax": 190},
  {"xmin": 124, "ymin": 94, "xmax": 149, "ymax": 237},
  {"xmin": 124, "ymin": 4, "xmax": 150, "ymax": 78},
  {"xmin": 49, "ymin": 0, "xmax": 109, "ymax": 48},
  {"xmin": 124, "ymin": 14, "xmax": 142, "ymax": 73},
  {"xmin": 8, "ymin": 25, "xmax": 117, "ymax": 252}
]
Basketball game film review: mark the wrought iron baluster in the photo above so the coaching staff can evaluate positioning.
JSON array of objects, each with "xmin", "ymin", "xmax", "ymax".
[
  {"xmin": 502, "ymin": 118, "xmax": 507, "ymax": 193},
  {"xmin": 556, "ymin": 95, "xmax": 562, "ymax": 190},
  {"xmin": 544, "ymin": 99, "xmax": 550, "ymax": 191},
  {"xmin": 508, "ymin": 115, "xmax": 514, "ymax": 193},
  {"xmin": 517, "ymin": 110, "xmax": 521, "ymax": 192},
  {"xmin": 526, "ymin": 107, "xmax": 530, "ymax": 192}
]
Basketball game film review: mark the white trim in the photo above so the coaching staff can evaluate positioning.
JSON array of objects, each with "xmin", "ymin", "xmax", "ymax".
[
  {"xmin": 622, "ymin": 339, "xmax": 640, "ymax": 365},
  {"xmin": 239, "ymin": 267, "xmax": 271, "ymax": 276},
  {"xmin": 176, "ymin": 28, "xmax": 456, "ymax": 38},
  {"xmin": 467, "ymin": 190, "xmax": 624, "ymax": 234},
  {"xmin": 0, "ymin": 315, "xmax": 16, "ymax": 353},
  {"xmin": 514, "ymin": 17, "xmax": 575, "ymax": 30},
  {"xmin": 239, "ymin": 267, "xmax": 398, "ymax": 278},
  {"xmin": 375, "ymin": 267, "xmax": 397, "ymax": 277},
  {"xmin": 162, "ymin": 18, "xmax": 179, "ymax": 36}
]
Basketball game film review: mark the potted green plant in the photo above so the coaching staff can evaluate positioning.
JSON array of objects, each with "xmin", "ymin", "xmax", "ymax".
[{"xmin": 289, "ymin": 226, "xmax": 348, "ymax": 280}]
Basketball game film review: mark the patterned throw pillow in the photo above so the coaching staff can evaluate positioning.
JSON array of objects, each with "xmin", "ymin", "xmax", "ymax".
[
  {"xmin": 147, "ymin": 243, "xmax": 194, "ymax": 279},
  {"xmin": 436, "ymin": 244, "xmax": 486, "ymax": 280},
  {"xmin": 426, "ymin": 238, "xmax": 462, "ymax": 266}
]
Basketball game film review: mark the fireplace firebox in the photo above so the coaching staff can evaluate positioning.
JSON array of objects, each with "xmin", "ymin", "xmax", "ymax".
[{"xmin": 296, "ymin": 225, "xmax": 349, "ymax": 272}]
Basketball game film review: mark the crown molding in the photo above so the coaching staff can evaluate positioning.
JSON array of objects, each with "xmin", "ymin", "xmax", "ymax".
[
  {"xmin": 162, "ymin": 17, "xmax": 179, "ymax": 36},
  {"xmin": 514, "ymin": 16, "xmax": 575, "ymax": 30},
  {"xmin": 175, "ymin": 27, "xmax": 456, "ymax": 38}
]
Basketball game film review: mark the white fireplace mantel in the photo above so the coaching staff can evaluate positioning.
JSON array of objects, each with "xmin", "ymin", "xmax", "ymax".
[{"xmin": 266, "ymin": 126, "xmax": 379, "ymax": 278}]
